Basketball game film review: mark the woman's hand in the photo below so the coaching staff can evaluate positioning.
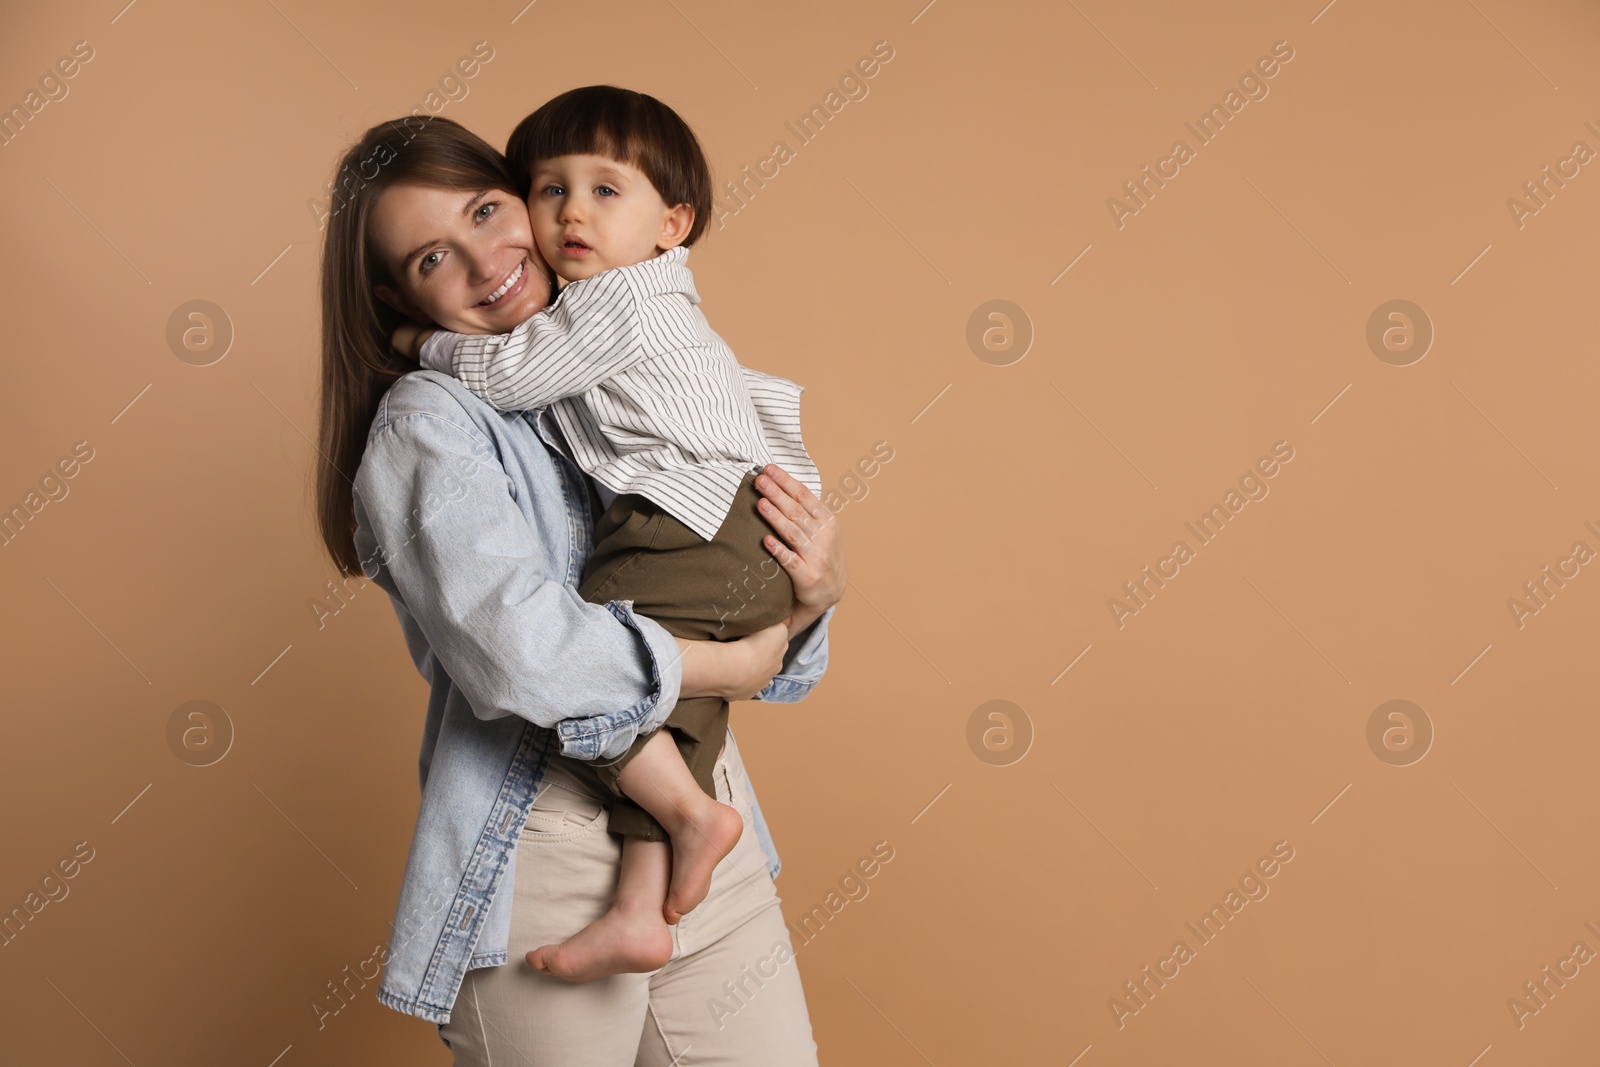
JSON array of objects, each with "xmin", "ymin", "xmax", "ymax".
[
  {"xmin": 675, "ymin": 623, "xmax": 789, "ymax": 701},
  {"xmin": 391, "ymin": 321, "xmax": 437, "ymax": 362},
  {"xmin": 669, "ymin": 465, "xmax": 842, "ymax": 701},
  {"xmin": 754, "ymin": 463, "xmax": 846, "ymax": 637}
]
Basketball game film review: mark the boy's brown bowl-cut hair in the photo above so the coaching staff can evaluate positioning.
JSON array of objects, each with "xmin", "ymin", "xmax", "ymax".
[{"xmin": 506, "ymin": 85, "xmax": 714, "ymax": 247}]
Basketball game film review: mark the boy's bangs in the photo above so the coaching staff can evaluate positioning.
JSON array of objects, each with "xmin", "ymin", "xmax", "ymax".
[{"xmin": 538, "ymin": 117, "xmax": 641, "ymax": 171}]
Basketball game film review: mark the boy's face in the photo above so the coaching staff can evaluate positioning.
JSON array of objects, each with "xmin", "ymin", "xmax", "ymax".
[{"xmin": 527, "ymin": 153, "xmax": 693, "ymax": 282}]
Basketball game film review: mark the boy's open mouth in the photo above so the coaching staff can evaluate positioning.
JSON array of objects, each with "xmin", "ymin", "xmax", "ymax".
[{"xmin": 561, "ymin": 235, "xmax": 592, "ymax": 253}]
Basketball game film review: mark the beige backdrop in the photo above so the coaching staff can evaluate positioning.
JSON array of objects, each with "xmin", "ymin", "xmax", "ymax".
[{"xmin": 2, "ymin": 0, "xmax": 1598, "ymax": 1063}]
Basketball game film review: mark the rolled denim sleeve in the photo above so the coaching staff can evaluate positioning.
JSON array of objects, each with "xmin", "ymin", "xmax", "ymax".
[
  {"xmin": 352, "ymin": 410, "xmax": 679, "ymax": 760},
  {"xmin": 751, "ymin": 604, "xmax": 835, "ymax": 704}
]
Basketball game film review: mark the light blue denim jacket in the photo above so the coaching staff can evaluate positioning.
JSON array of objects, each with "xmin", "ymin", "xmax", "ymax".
[{"xmin": 350, "ymin": 370, "xmax": 833, "ymax": 1025}]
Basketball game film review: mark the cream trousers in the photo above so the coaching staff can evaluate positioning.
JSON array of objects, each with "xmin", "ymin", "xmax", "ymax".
[{"xmin": 436, "ymin": 730, "xmax": 820, "ymax": 1065}]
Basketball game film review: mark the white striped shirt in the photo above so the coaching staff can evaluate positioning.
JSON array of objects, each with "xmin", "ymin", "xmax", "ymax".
[{"xmin": 419, "ymin": 246, "xmax": 820, "ymax": 541}]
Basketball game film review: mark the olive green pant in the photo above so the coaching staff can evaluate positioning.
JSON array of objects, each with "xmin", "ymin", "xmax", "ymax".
[{"xmin": 578, "ymin": 467, "xmax": 795, "ymax": 840}]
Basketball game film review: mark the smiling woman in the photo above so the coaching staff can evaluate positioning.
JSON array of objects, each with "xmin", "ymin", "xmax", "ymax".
[
  {"xmin": 312, "ymin": 115, "xmax": 556, "ymax": 575},
  {"xmin": 313, "ymin": 113, "xmax": 842, "ymax": 1064}
]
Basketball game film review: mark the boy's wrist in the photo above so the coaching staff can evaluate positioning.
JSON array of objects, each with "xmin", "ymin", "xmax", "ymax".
[
  {"xmin": 416, "ymin": 328, "xmax": 453, "ymax": 372},
  {"xmin": 391, "ymin": 323, "xmax": 438, "ymax": 362}
]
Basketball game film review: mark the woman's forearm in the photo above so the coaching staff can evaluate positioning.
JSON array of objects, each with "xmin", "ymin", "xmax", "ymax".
[
  {"xmin": 675, "ymin": 624, "xmax": 788, "ymax": 701},
  {"xmin": 676, "ymin": 636, "xmax": 740, "ymax": 699},
  {"xmin": 675, "ymin": 637, "xmax": 714, "ymax": 699},
  {"xmin": 785, "ymin": 602, "xmax": 827, "ymax": 638}
]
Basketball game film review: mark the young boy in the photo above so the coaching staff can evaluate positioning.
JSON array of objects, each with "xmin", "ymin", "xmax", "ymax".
[{"xmin": 393, "ymin": 86, "xmax": 826, "ymax": 982}]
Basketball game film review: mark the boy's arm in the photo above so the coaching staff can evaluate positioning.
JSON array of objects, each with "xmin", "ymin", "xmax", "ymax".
[
  {"xmin": 409, "ymin": 267, "xmax": 654, "ymax": 412},
  {"xmin": 394, "ymin": 321, "xmax": 436, "ymax": 362}
]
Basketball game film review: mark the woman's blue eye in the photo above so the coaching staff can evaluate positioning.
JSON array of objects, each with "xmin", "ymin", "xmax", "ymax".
[
  {"xmin": 419, "ymin": 251, "xmax": 442, "ymax": 275},
  {"xmin": 475, "ymin": 202, "xmax": 496, "ymax": 221}
]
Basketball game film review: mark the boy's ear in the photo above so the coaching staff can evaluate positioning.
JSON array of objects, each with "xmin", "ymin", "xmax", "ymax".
[{"xmin": 657, "ymin": 203, "xmax": 695, "ymax": 250}]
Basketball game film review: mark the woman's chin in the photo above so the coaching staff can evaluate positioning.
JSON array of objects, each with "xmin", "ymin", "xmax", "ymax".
[
  {"xmin": 496, "ymin": 279, "xmax": 552, "ymax": 321},
  {"xmin": 441, "ymin": 277, "xmax": 550, "ymax": 335}
]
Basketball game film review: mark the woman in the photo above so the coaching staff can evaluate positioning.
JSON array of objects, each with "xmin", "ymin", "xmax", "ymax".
[{"xmin": 314, "ymin": 115, "xmax": 845, "ymax": 1063}]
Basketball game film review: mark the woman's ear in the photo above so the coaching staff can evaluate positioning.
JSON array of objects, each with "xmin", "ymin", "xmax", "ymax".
[
  {"xmin": 374, "ymin": 283, "xmax": 425, "ymax": 322},
  {"xmin": 657, "ymin": 203, "xmax": 695, "ymax": 250}
]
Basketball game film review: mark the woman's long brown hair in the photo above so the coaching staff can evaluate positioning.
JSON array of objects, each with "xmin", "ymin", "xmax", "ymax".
[{"xmin": 315, "ymin": 116, "xmax": 525, "ymax": 575}]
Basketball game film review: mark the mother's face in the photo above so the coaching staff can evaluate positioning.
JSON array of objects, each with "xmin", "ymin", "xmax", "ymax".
[{"xmin": 370, "ymin": 183, "xmax": 553, "ymax": 335}]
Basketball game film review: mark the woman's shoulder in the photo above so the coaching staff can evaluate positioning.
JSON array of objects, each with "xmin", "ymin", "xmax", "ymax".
[{"xmin": 366, "ymin": 369, "xmax": 504, "ymax": 446}]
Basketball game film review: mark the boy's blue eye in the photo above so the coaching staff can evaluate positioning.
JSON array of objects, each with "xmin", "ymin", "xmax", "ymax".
[
  {"xmin": 595, "ymin": 186, "xmax": 616, "ymax": 197},
  {"xmin": 541, "ymin": 184, "xmax": 565, "ymax": 197}
]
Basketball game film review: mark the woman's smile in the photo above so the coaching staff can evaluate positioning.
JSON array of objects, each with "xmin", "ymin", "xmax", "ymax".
[{"xmin": 480, "ymin": 259, "xmax": 528, "ymax": 306}]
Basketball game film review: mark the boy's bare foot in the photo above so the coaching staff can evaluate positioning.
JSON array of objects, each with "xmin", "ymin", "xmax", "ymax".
[
  {"xmin": 663, "ymin": 797, "xmax": 744, "ymax": 924},
  {"xmin": 525, "ymin": 904, "xmax": 673, "ymax": 982}
]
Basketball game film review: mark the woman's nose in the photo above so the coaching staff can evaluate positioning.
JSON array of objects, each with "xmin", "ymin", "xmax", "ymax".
[{"xmin": 463, "ymin": 249, "xmax": 497, "ymax": 284}]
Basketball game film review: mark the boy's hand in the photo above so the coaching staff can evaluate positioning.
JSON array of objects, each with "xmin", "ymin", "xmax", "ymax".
[{"xmin": 391, "ymin": 322, "xmax": 437, "ymax": 362}]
